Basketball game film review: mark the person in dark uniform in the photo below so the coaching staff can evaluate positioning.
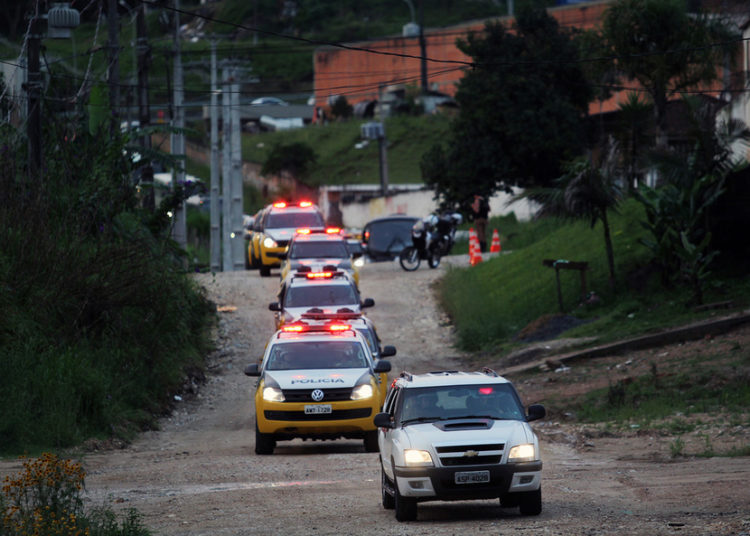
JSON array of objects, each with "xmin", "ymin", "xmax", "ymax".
[{"xmin": 471, "ymin": 195, "xmax": 490, "ymax": 252}]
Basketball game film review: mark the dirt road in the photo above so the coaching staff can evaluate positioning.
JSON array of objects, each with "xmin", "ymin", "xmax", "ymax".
[{"xmin": 4, "ymin": 259, "xmax": 749, "ymax": 535}]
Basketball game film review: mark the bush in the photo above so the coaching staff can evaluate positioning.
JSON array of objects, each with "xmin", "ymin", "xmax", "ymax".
[
  {"xmin": 1, "ymin": 453, "xmax": 151, "ymax": 536},
  {"xmin": 0, "ymin": 115, "xmax": 215, "ymax": 454}
]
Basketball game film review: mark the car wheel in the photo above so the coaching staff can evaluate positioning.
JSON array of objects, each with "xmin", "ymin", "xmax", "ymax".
[
  {"xmin": 394, "ymin": 480, "xmax": 417, "ymax": 521},
  {"xmin": 259, "ymin": 265, "xmax": 271, "ymax": 277},
  {"xmin": 518, "ymin": 487, "xmax": 542, "ymax": 516},
  {"xmin": 381, "ymin": 465, "xmax": 395, "ymax": 510},
  {"xmin": 363, "ymin": 431, "xmax": 378, "ymax": 453},
  {"xmin": 398, "ymin": 246, "xmax": 420, "ymax": 271},
  {"xmin": 255, "ymin": 425, "xmax": 276, "ymax": 455}
]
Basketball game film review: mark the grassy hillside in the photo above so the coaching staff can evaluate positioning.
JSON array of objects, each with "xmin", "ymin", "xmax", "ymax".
[
  {"xmin": 438, "ymin": 199, "xmax": 750, "ymax": 353},
  {"xmin": 243, "ymin": 114, "xmax": 452, "ymax": 185}
]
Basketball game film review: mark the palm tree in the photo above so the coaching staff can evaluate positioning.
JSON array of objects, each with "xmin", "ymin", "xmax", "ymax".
[{"xmin": 515, "ymin": 140, "xmax": 624, "ymax": 291}]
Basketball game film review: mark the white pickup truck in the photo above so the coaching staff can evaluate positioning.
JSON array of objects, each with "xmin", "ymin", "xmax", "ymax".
[{"xmin": 374, "ymin": 369, "xmax": 546, "ymax": 521}]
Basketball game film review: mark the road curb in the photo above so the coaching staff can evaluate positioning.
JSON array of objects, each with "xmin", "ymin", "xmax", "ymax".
[{"xmin": 499, "ymin": 309, "xmax": 750, "ymax": 377}]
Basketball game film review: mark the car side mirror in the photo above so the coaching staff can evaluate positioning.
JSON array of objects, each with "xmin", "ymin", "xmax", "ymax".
[
  {"xmin": 373, "ymin": 359, "xmax": 391, "ymax": 373},
  {"xmin": 526, "ymin": 404, "xmax": 546, "ymax": 422},
  {"xmin": 268, "ymin": 302, "xmax": 281, "ymax": 312},
  {"xmin": 244, "ymin": 363, "xmax": 260, "ymax": 377},
  {"xmin": 361, "ymin": 298, "xmax": 375, "ymax": 308},
  {"xmin": 380, "ymin": 345, "xmax": 396, "ymax": 358},
  {"xmin": 373, "ymin": 412, "xmax": 393, "ymax": 429}
]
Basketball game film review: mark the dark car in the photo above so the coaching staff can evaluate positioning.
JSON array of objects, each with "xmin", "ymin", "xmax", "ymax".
[{"xmin": 361, "ymin": 216, "xmax": 419, "ymax": 261}]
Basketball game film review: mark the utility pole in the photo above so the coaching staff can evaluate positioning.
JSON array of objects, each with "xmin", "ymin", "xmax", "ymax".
[
  {"xmin": 171, "ymin": 0, "xmax": 187, "ymax": 251},
  {"xmin": 418, "ymin": 0, "xmax": 427, "ymax": 93},
  {"xmin": 209, "ymin": 38, "xmax": 221, "ymax": 272},
  {"xmin": 136, "ymin": 1, "xmax": 154, "ymax": 211},
  {"xmin": 230, "ymin": 68, "xmax": 244, "ymax": 271},
  {"xmin": 221, "ymin": 64, "xmax": 233, "ymax": 271},
  {"xmin": 107, "ymin": 0, "xmax": 120, "ymax": 128},
  {"xmin": 26, "ymin": 16, "xmax": 43, "ymax": 178}
]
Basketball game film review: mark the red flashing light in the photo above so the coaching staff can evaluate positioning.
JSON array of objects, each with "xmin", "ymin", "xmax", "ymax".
[
  {"xmin": 282, "ymin": 324, "xmax": 306, "ymax": 332},
  {"xmin": 327, "ymin": 323, "xmax": 351, "ymax": 331},
  {"xmin": 325, "ymin": 227, "xmax": 341, "ymax": 234},
  {"xmin": 296, "ymin": 228, "xmax": 311, "ymax": 235},
  {"xmin": 479, "ymin": 387, "xmax": 494, "ymax": 395},
  {"xmin": 299, "ymin": 201, "xmax": 313, "ymax": 208},
  {"xmin": 306, "ymin": 271, "xmax": 334, "ymax": 279},
  {"xmin": 273, "ymin": 201, "xmax": 287, "ymax": 208}
]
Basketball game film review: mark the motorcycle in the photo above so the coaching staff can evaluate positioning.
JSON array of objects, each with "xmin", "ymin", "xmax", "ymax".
[{"xmin": 399, "ymin": 213, "xmax": 462, "ymax": 271}]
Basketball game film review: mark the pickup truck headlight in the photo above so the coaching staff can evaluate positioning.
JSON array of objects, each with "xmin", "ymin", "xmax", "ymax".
[
  {"xmin": 263, "ymin": 237, "xmax": 278, "ymax": 248},
  {"xmin": 350, "ymin": 383, "xmax": 374, "ymax": 400},
  {"xmin": 404, "ymin": 449, "xmax": 433, "ymax": 467},
  {"xmin": 508, "ymin": 444, "xmax": 536, "ymax": 462},
  {"xmin": 262, "ymin": 386, "xmax": 285, "ymax": 402}
]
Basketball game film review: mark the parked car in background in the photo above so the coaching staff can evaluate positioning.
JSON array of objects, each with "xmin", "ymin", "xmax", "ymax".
[{"xmin": 361, "ymin": 216, "xmax": 419, "ymax": 261}]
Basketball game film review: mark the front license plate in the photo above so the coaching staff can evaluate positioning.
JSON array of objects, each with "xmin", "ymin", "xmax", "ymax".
[
  {"xmin": 304, "ymin": 404, "xmax": 332, "ymax": 414},
  {"xmin": 455, "ymin": 471, "xmax": 490, "ymax": 484}
]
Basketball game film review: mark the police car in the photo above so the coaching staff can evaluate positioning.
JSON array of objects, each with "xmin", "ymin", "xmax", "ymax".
[
  {"xmin": 299, "ymin": 309, "xmax": 396, "ymax": 401},
  {"xmin": 278, "ymin": 227, "xmax": 364, "ymax": 286},
  {"xmin": 374, "ymin": 369, "xmax": 546, "ymax": 521},
  {"xmin": 269, "ymin": 268, "xmax": 374, "ymax": 328},
  {"xmin": 244, "ymin": 319, "xmax": 392, "ymax": 455},
  {"xmin": 246, "ymin": 201, "xmax": 325, "ymax": 277}
]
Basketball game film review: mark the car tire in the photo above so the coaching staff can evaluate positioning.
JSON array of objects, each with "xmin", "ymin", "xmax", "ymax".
[
  {"xmin": 381, "ymin": 465, "xmax": 395, "ymax": 510},
  {"xmin": 363, "ymin": 431, "xmax": 378, "ymax": 453},
  {"xmin": 398, "ymin": 246, "xmax": 420, "ymax": 271},
  {"xmin": 259, "ymin": 265, "xmax": 271, "ymax": 277},
  {"xmin": 394, "ymin": 480, "xmax": 417, "ymax": 521},
  {"xmin": 518, "ymin": 487, "xmax": 542, "ymax": 516},
  {"xmin": 255, "ymin": 425, "xmax": 276, "ymax": 455}
]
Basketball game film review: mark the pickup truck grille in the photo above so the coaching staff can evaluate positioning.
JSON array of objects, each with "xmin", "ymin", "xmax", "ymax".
[
  {"xmin": 436, "ymin": 443, "xmax": 504, "ymax": 466},
  {"xmin": 281, "ymin": 387, "xmax": 353, "ymax": 402},
  {"xmin": 264, "ymin": 408, "xmax": 371, "ymax": 421}
]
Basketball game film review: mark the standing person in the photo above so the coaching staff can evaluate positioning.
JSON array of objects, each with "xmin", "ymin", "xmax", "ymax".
[{"xmin": 471, "ymin": 195, "xmax": 490, "ymax": 252}]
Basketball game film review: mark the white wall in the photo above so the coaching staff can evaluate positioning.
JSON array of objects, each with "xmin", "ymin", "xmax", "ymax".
[{"xmin": 319, "ymin": 185, "xmax": 537, "ymax": 229}]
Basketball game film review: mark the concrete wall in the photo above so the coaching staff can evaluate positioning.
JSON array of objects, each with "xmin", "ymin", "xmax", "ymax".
[{"xmin": 319, "ymin": 185, "xmax": 536, "ymax": 229}]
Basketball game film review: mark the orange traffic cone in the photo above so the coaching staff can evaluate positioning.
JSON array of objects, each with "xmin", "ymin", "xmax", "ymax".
[
  {"xmin": 469, "ymin": 228, "xmax": 483, "ymax": 266},
  {"xmin": 490, "ymin": 229, "xmax": 501, "ymax": 254}
]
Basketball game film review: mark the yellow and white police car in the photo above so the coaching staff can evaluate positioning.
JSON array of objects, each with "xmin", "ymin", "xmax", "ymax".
[
  {"xmin": 278, "ymin": 227, "xmax": 364, "ymax": 286},
  {"xmin": 374, "ymin": 369, "xmax": 546, "ymax": 521},
  {"xmin": 244, "ymin": 319, "xmax": 392, "ymax": 455},
  {"xmin": 269, "ymin": 268, "xmax": 374, "ymax": 329},
  {"xmin": 247, "ymin": 201, "xmax": 325, "ymax": 277}
]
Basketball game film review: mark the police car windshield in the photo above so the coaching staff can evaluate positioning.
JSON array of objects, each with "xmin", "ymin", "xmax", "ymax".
[
  {"xmin": 285, "ymin": 285, "xmax": 357, "ymax": 308},
  {"xmin": 266, "ymin": 341, "xmax": 369, "ymax": 370},
  {"xmin": 400, "ymin": 384, "xmax": 524, "ymax": 423},
  {"xmin": 290, "ymin": 241, "xmax": 349, "ymax": 259},
  {"xmin": 267, "ymin": 212, "xmax": 324, "ymax": 229},
  {"xmin": 356, "ymin": 327, "xmax": 377, "ymax": 354}
]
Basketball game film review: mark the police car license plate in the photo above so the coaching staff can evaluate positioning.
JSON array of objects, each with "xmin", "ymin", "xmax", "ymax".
[
  {"xmin": 304, "ymin": 404, "xmax": 332, "ymax": 414},
  {"xmin": 455, "ymin": 471, "xmax": 490, "ymax": 484}
]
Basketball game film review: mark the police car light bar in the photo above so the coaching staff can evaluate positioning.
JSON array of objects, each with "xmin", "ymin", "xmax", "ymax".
[
  {"xmin": 325, "ymin": 227, "xmax": 341, "ymax": 234},
  {"xmin": 302, "ymin": 309, "xmax": 361, "ymax": 321},
  {"xmin": 273, "ymin": 201, "xmax": 287, "ymax": 208},
  {"xmin": 306, "ymin": 271, "xmax": 334, "ymax": 279},
  {"xmin": 280, "ymin": 321, "xmax": 353, "ymax": 334},
  {"xmin": 296, "ymin": 228, "xmax": 312, "ymax": 234},
  {"xmin": 299, "ymin": 201, "xmax": 313, "ymax": 207}
]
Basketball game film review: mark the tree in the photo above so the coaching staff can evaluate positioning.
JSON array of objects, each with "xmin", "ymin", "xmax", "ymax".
[
  {"xmin": 601, "ymin": 0, "xmax": 738, "ymax": 152},
  {"xmin": 261, "ymin": 142, "xmax": 318, "ymax": 183},
  {"xmin": 635, "ymin": 97, "xmax": 750, "ymax": 304},
  {"xmin": 421, "ymin": 4, "xmax": 593, "ymax": 213},
  {"xmin": 516, "ymin": 140, "xmax": 624, "ymax": 290}
]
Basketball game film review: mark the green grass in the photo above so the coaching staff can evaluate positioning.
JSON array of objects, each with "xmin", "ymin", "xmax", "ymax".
[
  {"xmin": 438, "ymin": 198, "xmax": 750, "ymax": 352},
  {"xmin": 569, "ymin": 353, "xmax": 750, "ymax": 431},
  {"xmin": 243, "ymin": 114, "xmax": 453, "ymax": 186}
]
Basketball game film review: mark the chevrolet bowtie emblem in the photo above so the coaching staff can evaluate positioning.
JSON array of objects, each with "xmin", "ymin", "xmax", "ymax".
[{"xmin": 464, "ymin": 450, "xmax": 479, "ymax": 457}]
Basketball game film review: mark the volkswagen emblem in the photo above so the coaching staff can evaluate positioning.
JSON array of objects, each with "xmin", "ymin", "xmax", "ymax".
[{"xmin": 311, "ymin": 389, "xmax": 325, "ymax": 402}]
